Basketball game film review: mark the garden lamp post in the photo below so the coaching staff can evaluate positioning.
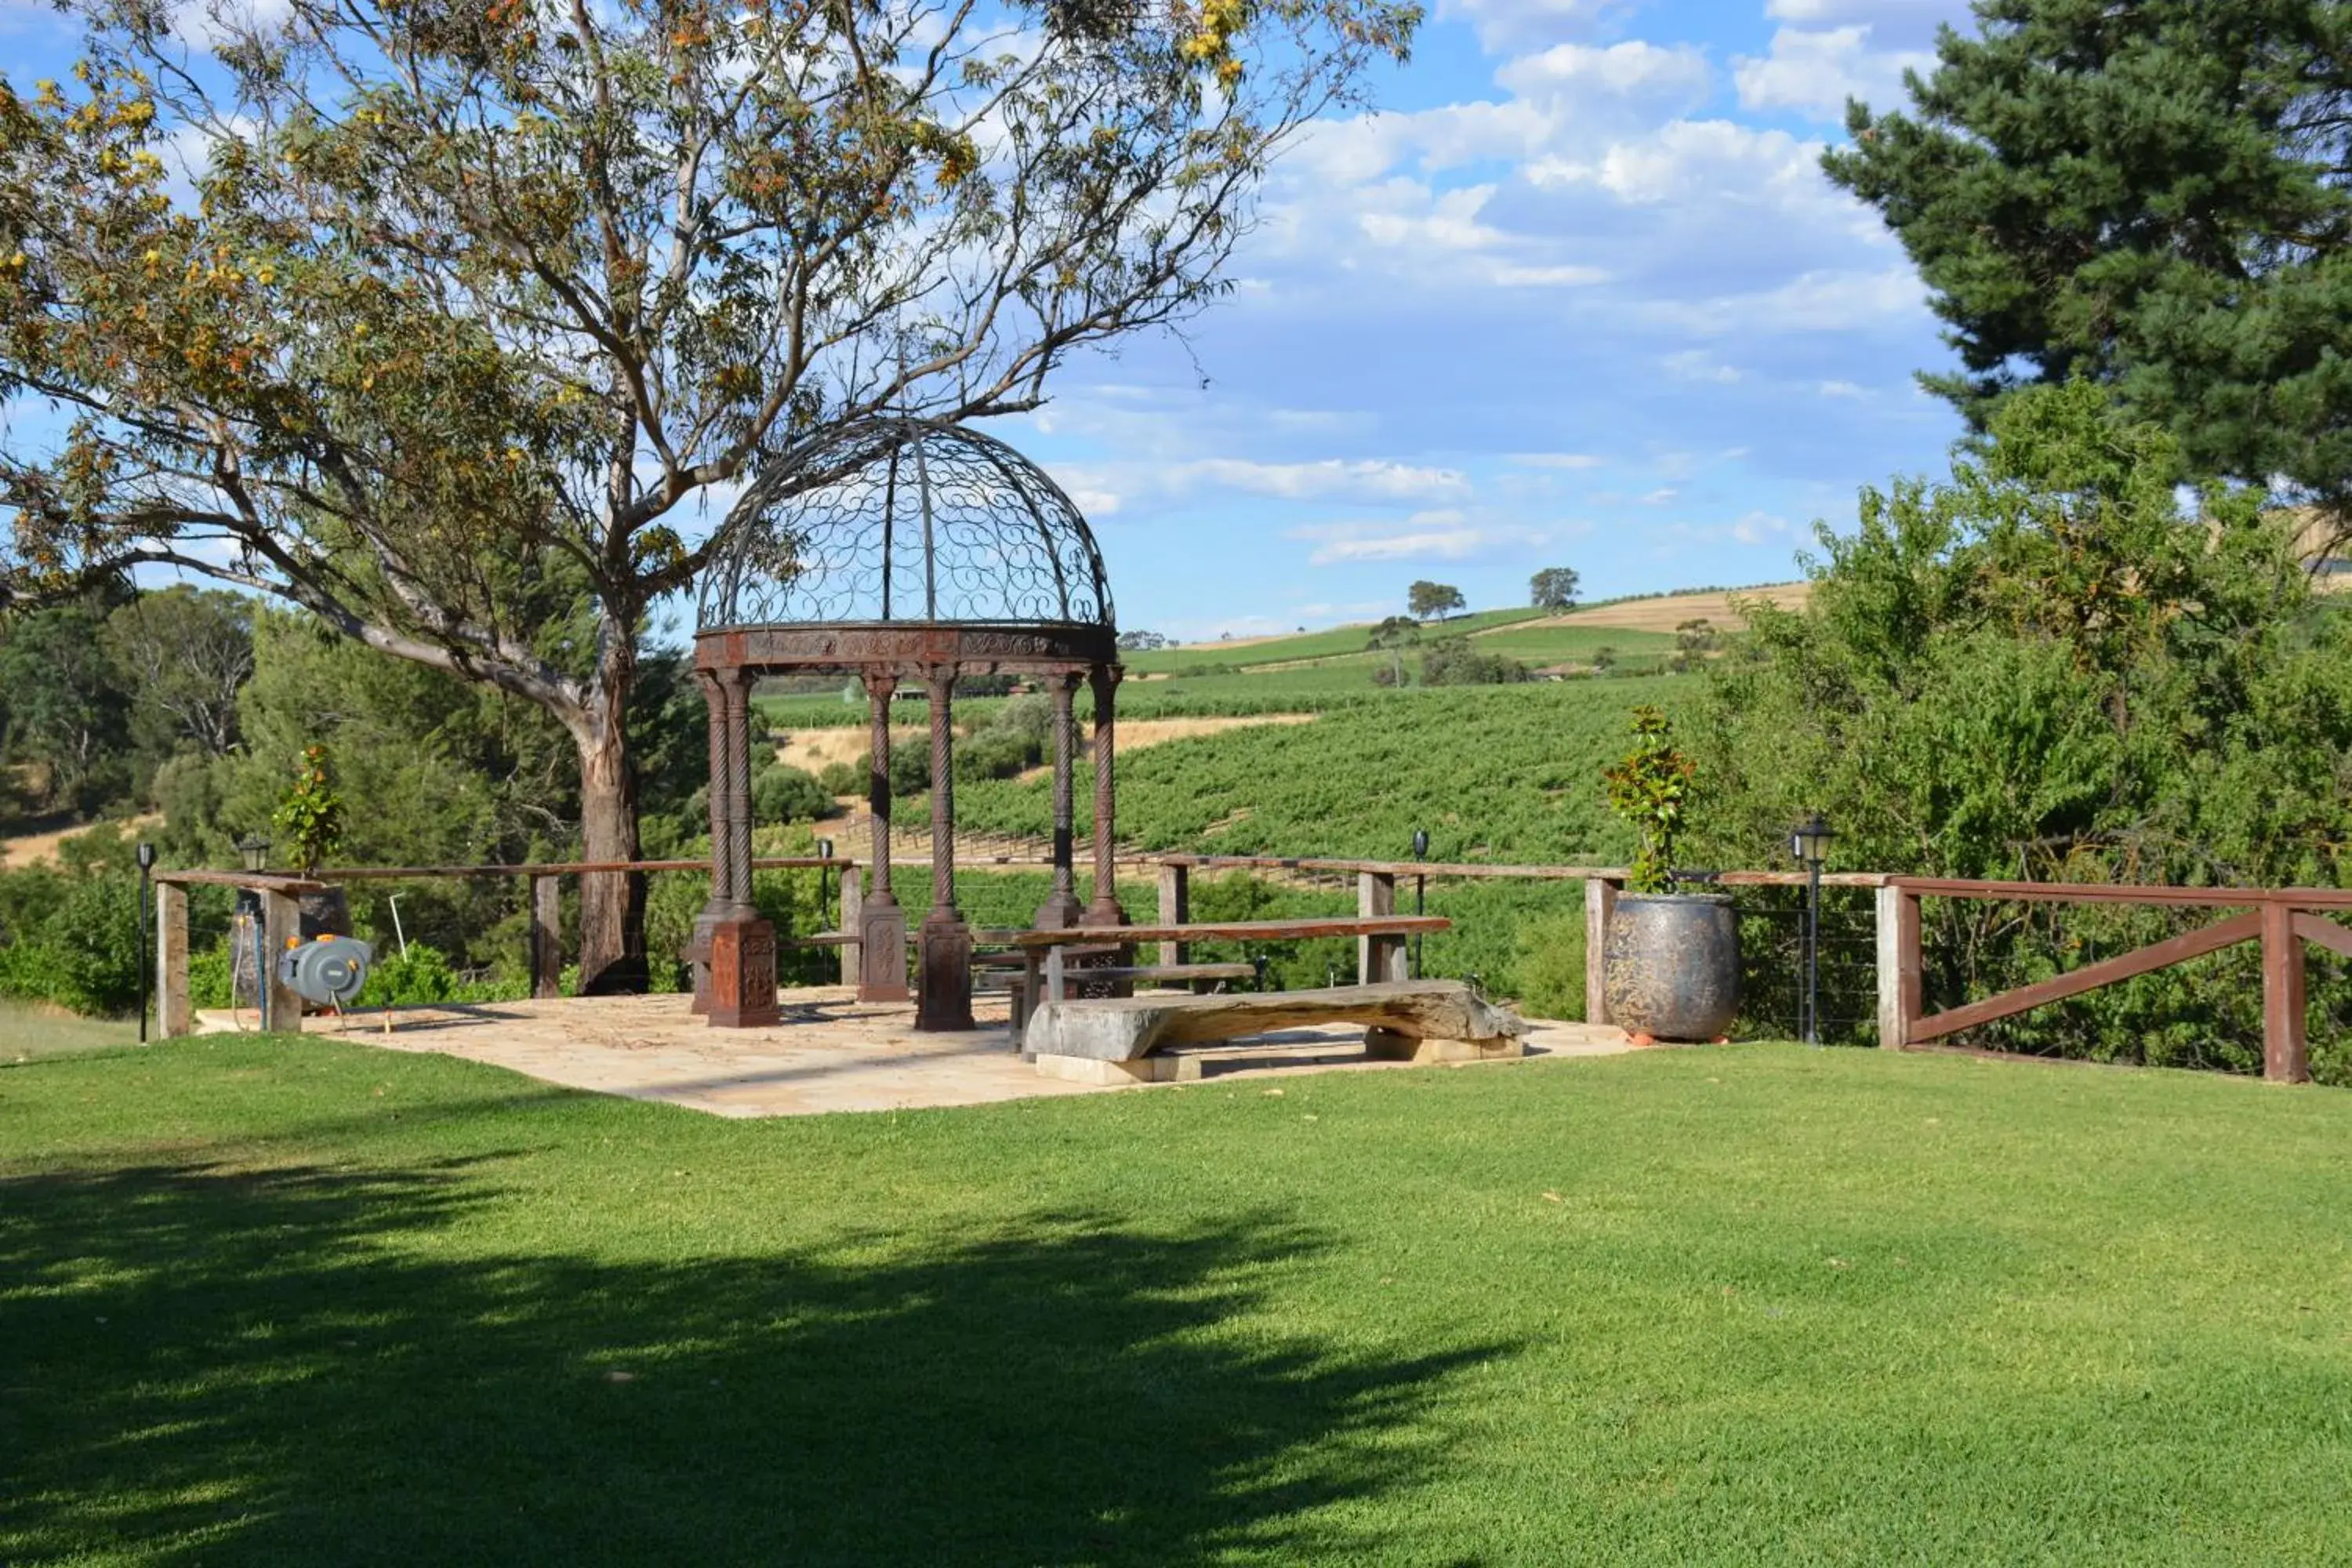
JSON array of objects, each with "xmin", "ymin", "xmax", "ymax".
[
  {"xmin": 1788, "ymin": 812, "xmax": 1834, "ymax": 1044},
  {"xmin": 1411, "ymin": 829, "xmax": 1431, "ymax": 978},
  {"xmin": 135, "ymin": 841, "xmax": 156, "ymax": 1044},
  {"xmin": 815, "ymin": 837, "xmax": 836, "ymax": 928}
]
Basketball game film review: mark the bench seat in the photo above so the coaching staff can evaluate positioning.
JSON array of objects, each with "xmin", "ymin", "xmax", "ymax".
[{"xmin": 1025, "ymin": 979, "xmax": 1526, "ymax": 1083}]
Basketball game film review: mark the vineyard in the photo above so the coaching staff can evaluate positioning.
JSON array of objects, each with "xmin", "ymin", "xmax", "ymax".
[{"xmin": 954, "ymin": 676, "xmax": 1695, "ymax": 862}]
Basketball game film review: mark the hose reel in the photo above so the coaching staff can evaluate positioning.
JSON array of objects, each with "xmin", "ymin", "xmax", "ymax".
[{"xmin": 277, "ymin": 935, "xmax": 374, "ymax": 1008}]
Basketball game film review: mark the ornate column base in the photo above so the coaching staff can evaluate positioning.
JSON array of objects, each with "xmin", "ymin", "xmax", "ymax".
[
  {"xmin": 706, "ymin": 912, "xmax": 779, "ymax": 1028},
  {"xmin": 858, "ymin": 896, "xmax": 910, "ymax": 1003},
  {"xmin": 916, "ymin": 910, "xmax": 975, "ymax": 1032},
  {"xmin": 1033, "ymin": 889, "xmax": 1084, "ymax": 930}
]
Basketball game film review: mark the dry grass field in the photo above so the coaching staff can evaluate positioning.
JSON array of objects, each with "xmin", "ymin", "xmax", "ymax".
[
  {"xmin": 1506, "ymin": 583, "xmax": 1812, "ymax": 635},
  {"xmin": 0, "ymin": 813, "xmax": 161, "ymax": 869}
]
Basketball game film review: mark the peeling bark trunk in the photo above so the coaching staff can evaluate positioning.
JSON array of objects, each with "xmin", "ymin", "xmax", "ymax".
[{"xmin": 572, "ymin": 642, "xmax": 648, "ymax": 994}]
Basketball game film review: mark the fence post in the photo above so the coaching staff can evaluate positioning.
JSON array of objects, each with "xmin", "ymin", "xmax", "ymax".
[
  {"xmin": 528, "ymin": 874, "xmax": 562, "ymax": 999},
  {"xmin": 2262, "ymin": 898, "xmax": 2310, "ymax": 1083},
  {"xmin": 1158, "ymin": 862, "xmax": 1189, "ymax": 968},
  {"xmin": 838, "ymin": 866, "xmax": 864, "ymax": 987},
  {"xmin": 1875, "ymin": 884, "xmax": 1920, "ymax": 1050},
  {"xmin": 155, "ymin": 880, "xmax": 191, "ymax": 1040},
  {"xmin": 259, "ymin": 887, "xmax": 303, "ymax": 1033},
  {"xmin": 1584, "ymin": 877, "xmax": 1617, "ymax": 1025},
  {"xmin": 1358, "ymin": 870, "xmax": 1396, "ymax": 984}
]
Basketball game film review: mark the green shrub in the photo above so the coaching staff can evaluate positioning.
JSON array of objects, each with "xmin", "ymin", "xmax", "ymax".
[
  {"xmin": 956, "ymin": 728, "xmax": 1041, "ymax": 783},
  {"xmin": 1421, "ymin": 637, "xmax": 1530, "ymax": 687},
  {"xmin": 817, "ymin": 760, "xmax": 862, "ymax": 796},
  {"xmin": 752, "ymin": 764, "xmax": 835, "ymax": 824},
  {"xmin": 0, "ymin": 871, "xmax": 141, "ymax": 1016},
  {"xmin": 188, "ymin": 943, "xmax": 234, "ymax": 1010},
  {"xmin": 1507, "ymin": 909, "xmax": 1587, "ymax": 1022},
  {"xmin": 356, "ymin": 943, "xmax": 464, "ymax": 1007}
]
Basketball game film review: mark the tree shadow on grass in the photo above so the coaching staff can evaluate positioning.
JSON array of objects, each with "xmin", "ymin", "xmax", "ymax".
[{"xmin": 2, "ymin": 1158, "xmax": 1500, "ymax": 1565}]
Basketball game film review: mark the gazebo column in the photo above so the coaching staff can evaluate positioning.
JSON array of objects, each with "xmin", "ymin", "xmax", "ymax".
[
  {"xmin": 858, "ymin": 670, "xmax": 909, "ymax": 1003},
  {"xmin": 706, "ymin": 669, "xmax": 777, "ymax": 1026},
  {"xmin": 688, "ymin": 670, "xmax": 730, "ymax": 1015},
  {"xmin": 1085, "ymin": 663, "xmax": 1127, "ymax": 928},
  {"xmin": 916, "ymin": 665, "xmax": 975, "ymax": 1032},
  {"xmin": 1034, "ymin": 670, "xmax": 1084, "ymax": 930}
]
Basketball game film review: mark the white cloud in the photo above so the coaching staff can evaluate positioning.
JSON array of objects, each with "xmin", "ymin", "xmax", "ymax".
[
  {"xmin": 1511, "ymin": 452, "xmax": 1606, "ymax": 470},
  {"xmin": 1181, "ymin": 457, "xmax": 1472, "ymax": 504},
  {"xmin": 1292, "ymin": 509, "xmax": 1548, "ymax": 564},
  {"xmin": 1439, "ymin": 0, "xmax": 1635, "ymax": 52},
  {"xmin": 1495, "ymin": 40, "xmax": 1712, "ymax": 107},
  {"xmin": 1818, "ymin": 379, "xmax": 1865, "ymax": 398},
  {"xmin": 1651, "ymin": 264, "xmax": 1924, "ymax": 336},
  {"xmin": 1734, "ymin": 24, "xmax": 1934, "ymax": 121},
  {"xmin": 1665, "ymin": 350, "xmax": 1743, "ymax": 383}
]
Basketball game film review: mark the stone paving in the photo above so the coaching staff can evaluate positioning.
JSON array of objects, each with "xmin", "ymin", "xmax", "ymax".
[{"xmin": 196, "ymin": 987, "xmax": 1631, "ymax": 1118}]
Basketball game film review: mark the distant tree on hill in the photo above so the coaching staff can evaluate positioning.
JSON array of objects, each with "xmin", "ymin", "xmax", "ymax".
[
  {"xmin": 1668, "ymin": 619, "xmax": 1722, "ymax": 673},
  {"xmin": 1591, "ymin": 645, "xmax": 1618, "ymax": 675},
  {"xmin": 1530, "ymin": 568, "xmax": 1581, "ymax": 612},
  {"xmin": 1116, "ymin": 630, "xmax": 1169, "ymax": 652},
  {"xmin": 1409, "ymin": 582, "xmax": 1467, "ymax": 621},
  {"xmin": 1366, "ymin": 615, "xmax": 1421, "ymax": 687},
  {"xmin": 1421, "ymin": 637, "xmax": 1530, "ymax": 687}
]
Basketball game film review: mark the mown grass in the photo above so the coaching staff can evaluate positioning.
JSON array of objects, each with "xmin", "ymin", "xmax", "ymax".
[
  {"xmin": 1, "ymin": 999, "xmax": 138, "ymax": 1062},
  {"xmin": 5, "ymin": 1038, "xmax": 2351, "ymax": 1564}
]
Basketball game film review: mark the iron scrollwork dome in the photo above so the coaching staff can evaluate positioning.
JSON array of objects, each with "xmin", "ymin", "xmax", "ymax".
[{"xmin": 697, "ymin": 417, "xmax": 1115, "ymax": 632}]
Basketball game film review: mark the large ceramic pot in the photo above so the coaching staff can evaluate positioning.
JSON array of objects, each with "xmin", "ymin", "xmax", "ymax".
[{"xmin": 1602, "ymin": 892, "xmax": 1740, "ymax": 1042}]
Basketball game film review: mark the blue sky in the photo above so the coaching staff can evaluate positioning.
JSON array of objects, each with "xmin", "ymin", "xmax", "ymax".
[
  {"xmin": 996, "ymin": 0, "xmax": 1980, "ymax": 641},
  {"xmin": 2, "ymin": 0, "xmax": 1981, "ymax": 644}
]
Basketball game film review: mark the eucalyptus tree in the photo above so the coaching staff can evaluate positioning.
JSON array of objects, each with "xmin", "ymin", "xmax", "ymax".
[{"xmin": 0, "ymin": 0, "xmax": 1417, "ymax": 986}]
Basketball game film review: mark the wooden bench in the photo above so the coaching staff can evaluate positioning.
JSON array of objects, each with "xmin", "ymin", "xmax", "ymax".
[
  {"xmin": 1024, "ymin": 978, "xmax": 1526, "ymax": 1083},
  {"xmin": 1000, "ymin": 960, "xmax": 1259, "ymax": 1033},
  {"xmin": 1004, "ymin": 914, "xmax": 1448, "ymax": 1007},
  {"xmin": 1001, "ymin": 916, "xmax": 1490, "ymax": 1080}
]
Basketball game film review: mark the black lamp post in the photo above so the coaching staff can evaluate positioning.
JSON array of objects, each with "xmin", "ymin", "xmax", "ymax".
[
  {"xmin": 815, "ymin": 837, "xmax": 836, "ymax": 928},
  {"xmin": 135, "ymin": 841, "xmax": 156, "ymax": 1044},
  {"xmin": 1788, "ymin": 811, "xmax": 1834, "ymax": 1044},
  {"xmin": 1410, "ymin": 829, "xmax": 1430, "ymax": 978}
]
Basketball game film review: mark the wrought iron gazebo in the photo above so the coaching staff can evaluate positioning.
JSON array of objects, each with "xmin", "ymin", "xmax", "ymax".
[{"xmin": 691, "ymin": 417, "xmax": 1124, "ymax": 1029}]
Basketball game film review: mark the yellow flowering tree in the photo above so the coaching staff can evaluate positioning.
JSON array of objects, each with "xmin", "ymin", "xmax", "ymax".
[{"xmin": 0, "ymin": 0, "xmax": 1417, "ymax": 988}]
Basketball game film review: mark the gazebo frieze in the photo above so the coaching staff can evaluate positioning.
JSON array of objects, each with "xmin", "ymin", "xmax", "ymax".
[{"xmin": 695, "ymin": 621, "xmax": 1116, "ymax": 674}]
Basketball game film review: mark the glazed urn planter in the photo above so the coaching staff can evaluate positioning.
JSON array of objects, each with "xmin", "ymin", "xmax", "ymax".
[{"xmin": 1602, "ymin": 892, "xmax": 1740, "ymax": 1041}]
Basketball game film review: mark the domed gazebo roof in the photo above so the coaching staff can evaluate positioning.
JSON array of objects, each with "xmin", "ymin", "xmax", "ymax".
[{"xmin": 697, "ymin": 416, "xmax": 1114, "ymax": 633}]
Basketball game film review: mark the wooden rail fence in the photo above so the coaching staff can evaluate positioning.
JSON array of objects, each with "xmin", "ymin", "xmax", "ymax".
[{"xmin": 148, "ymin": 855, "xmax": 2343, "ymax": 1080}]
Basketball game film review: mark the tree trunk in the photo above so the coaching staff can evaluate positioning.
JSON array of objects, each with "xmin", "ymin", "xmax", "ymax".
[{"xmin": 573, "ymin": 648, "xmax": 648, "ymax": 995}]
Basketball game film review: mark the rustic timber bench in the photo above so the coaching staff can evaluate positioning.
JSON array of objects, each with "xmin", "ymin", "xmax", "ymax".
[{"xmin": 1000, "ymin": 916, "xmax": 1526, "ymax": 1082}]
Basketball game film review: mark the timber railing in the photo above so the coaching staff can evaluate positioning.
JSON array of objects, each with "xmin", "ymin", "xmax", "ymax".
[
  {"xmin": 1875, "ymin": 878, "xmax": 2352, "ymax": 1084},
  {"xmin": 149, "ymin": 855, "xmax": 2343, "ymax": 1081},
  {"xmin": 150, "ymin": 855, "xmax": 855, "ymax": 1039}
]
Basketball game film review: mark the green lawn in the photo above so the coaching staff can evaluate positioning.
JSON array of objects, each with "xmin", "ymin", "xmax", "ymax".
[
  {"xmin": 1, "ymin": 999, "xmax": 139, "ymax": 1062},
  {"xmin": 6, "ymin": 1040, "xmax": 2350, "ymax": 1563}
]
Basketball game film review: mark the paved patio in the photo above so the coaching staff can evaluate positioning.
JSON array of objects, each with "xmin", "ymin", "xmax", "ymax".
[{"xmin": 195, "ymin": 988, "xmax": 1630, "ymax": 1118}]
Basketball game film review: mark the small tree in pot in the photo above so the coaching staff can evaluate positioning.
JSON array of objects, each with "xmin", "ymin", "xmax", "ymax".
[
  {"xmin": 274, "ymin": 744, "xmax": 354, "ymax": 945},
  {"xmin": 1600, "ymin": 707, "xmax": 1739, "ymax": 1043}
]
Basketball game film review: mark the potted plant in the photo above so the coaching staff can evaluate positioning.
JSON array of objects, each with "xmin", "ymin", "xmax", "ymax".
[
  {"xmin": 274, "ymin": 743, "xmax": 354, "ymax": 944},
  {"xmin": 1599, "ymin": 706, "xmax": 1738, "ymax": 1043}
]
